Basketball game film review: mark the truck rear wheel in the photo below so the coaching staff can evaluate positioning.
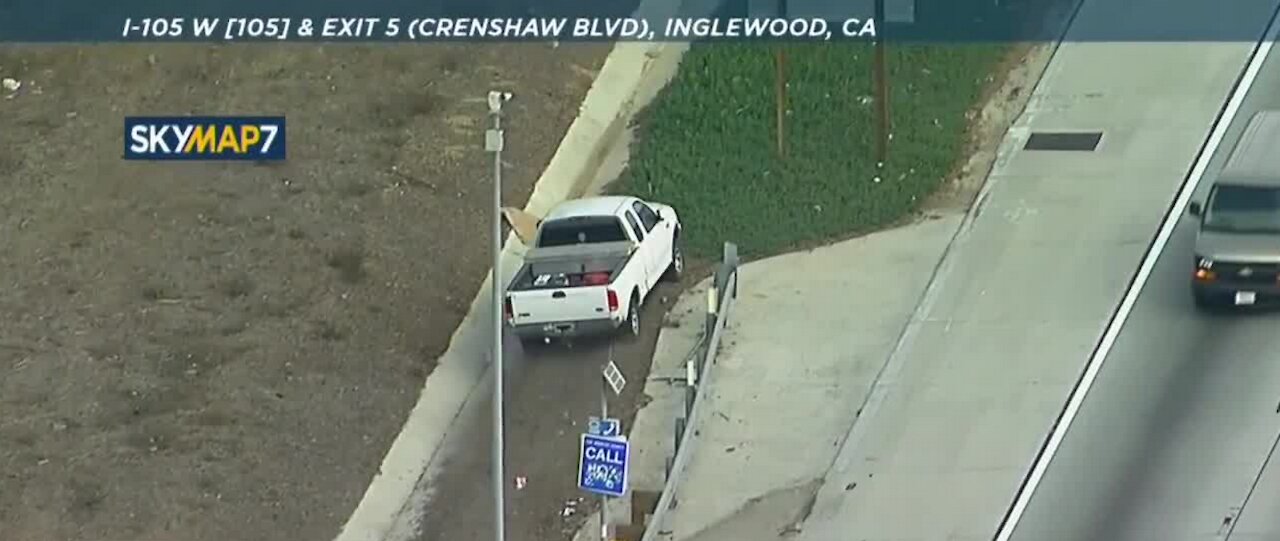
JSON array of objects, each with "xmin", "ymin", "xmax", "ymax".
[{"xmin": 625, "ymin": 293, "xmax": 641, "ymax": 338}]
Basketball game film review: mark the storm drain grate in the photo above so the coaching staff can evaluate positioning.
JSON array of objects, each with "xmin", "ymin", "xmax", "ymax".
[{"xmin": 1023, "ymin": 131, "xmax": 1103, "ymax": 151}]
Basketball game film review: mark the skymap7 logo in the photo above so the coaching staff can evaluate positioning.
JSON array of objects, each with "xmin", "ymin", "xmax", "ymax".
[{"xmin": 124, "ymin": 116, "xmax": 286, "ymax": 161}]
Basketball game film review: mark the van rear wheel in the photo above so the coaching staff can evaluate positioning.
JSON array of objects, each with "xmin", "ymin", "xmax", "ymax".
[{"xmin": 1192, "ymin": 288, "xmax": 1217, "ymax": 312}]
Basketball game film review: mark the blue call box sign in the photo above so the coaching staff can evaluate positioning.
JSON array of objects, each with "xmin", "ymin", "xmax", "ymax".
[
  {"xmin": 578, "ymin": 434, "xmax": 629, "ymax": 498},
  {"xmin": 123, "ymin": 116, "xmax": 286, "ymax": 161}
]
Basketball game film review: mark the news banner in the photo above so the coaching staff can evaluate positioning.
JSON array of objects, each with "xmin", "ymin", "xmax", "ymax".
[{"xmin": 118, "ymin": 16, "xmax": 878, "ymax": 41}]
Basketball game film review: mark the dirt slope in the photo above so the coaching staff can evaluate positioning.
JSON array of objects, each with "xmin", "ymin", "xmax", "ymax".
[{"xmin": 0, "ymin": 42, "xmax": 608, "ymax": 541}]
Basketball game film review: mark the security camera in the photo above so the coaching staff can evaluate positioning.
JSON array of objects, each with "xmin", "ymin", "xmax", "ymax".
[{"xmin": 488, "ymin": 90, "xmax": 513, "ymax": 113}]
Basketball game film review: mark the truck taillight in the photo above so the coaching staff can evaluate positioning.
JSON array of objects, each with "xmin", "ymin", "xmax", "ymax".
[
  {"xmin": 504, "ymin": 297, "xmax": 514, "ymax": 320},
  {"xmin": 607, "ymin": 289, "xmax": 619, "ymax": 312}
]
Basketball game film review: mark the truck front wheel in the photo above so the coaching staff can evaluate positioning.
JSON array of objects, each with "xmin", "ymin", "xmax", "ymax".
[{"xmin": 663, "ymin": 240, "xmax": 685, "ymax": 283}]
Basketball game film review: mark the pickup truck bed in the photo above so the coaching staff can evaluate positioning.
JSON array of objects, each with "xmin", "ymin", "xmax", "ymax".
[
  {"xmin": 508, "ymin": 241, "xmax": 634, "ymax": 291},
  {"xmin": 505, "ymin": 242, "xmax": 639, "ymax": 340}
]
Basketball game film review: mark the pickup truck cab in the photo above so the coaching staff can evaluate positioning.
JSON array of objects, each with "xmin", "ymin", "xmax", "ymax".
[
  {"xmin": 1188, "ymin": 109, "xmax": 1280, "ymax": 310},
  {"xmin": 502, "ymin": 196, "xmax": 683, "ymax": 342}
]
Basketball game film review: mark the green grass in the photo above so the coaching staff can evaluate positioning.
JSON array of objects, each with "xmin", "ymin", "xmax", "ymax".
[{"xmin": 611, "ymin": 42, "xmax": 1010, "ymax": 260}]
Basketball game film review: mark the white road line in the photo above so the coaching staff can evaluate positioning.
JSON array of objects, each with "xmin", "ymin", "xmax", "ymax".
[{"xmin": 991, "ymin": 25, "xmax": 1280, "ymax": 541}]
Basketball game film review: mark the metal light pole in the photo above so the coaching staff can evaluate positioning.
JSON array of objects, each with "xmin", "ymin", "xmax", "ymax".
[
  {"xmin": 599, "ymin": 342, "xmax": 612, "ymax": 541},
  {"xmin": 485, "ymin": 89, "xmax": 512, "ymax": 541}
]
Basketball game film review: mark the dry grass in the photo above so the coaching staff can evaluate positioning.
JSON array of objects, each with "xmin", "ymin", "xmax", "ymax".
[{"xmin": 0, "ymin": 42, "xmax": 608, "ymax": 541}]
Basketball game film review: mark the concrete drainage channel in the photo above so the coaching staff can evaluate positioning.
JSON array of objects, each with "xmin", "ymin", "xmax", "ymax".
[
  {"xmin": 335, "ymin": 32, "xmax": 693, "ymax": 541},
  {"xmin": 333, "ymin": 0, "xmax": 733, "ymax": 539}
]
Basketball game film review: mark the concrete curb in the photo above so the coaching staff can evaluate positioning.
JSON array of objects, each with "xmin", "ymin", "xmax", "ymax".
[{"xmin": 332, "ymin": 39, "xmax": 686, "ymax": 541}]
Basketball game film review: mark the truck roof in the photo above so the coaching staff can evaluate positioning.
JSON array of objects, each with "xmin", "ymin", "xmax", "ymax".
[
  {"xmin": 543, "ymin": 196, "xmax": 637, "ymax": 221},
  {"xmin": 1219, "ymin": 110, "xmax": 1280, "ymax": 187}
]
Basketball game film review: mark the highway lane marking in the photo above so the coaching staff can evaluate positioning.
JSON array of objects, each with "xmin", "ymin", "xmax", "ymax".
[{"xmin": 990, "ymin": 14, "xmax": 1280, "ymax": 541}]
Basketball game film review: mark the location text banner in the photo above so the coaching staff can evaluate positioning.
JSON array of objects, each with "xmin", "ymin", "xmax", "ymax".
[{"xmin": 0, "ymin": 0, "xmax": 1270, "ymax": 42}]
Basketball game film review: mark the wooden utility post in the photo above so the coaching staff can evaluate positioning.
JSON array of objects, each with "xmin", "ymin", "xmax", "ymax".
[
  {"xmin": 774, "ymin": 48, "xmax": 787, "ymax": 158},
  {"xmin": 873, "ymin": 0, "xmax": 889, "ymax": 166},
  {"xmin": 773, "ymin": 0, "xmax": 789, "ymax": 159}
]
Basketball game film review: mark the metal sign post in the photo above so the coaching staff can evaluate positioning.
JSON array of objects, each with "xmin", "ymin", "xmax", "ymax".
[
  {"xmin": 595, "ymin": 343, "xmax": 628, "ymax": 540},
  {"xmin": 600, "ymin": 364, "xmax": 609, "ymax": 541},
  {"xmin": 485, "ymin": 89, "xmax": 512, "ymax": 541}
]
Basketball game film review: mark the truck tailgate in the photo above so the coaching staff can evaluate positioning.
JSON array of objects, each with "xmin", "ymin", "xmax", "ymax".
[{"xmin": 509, "ymin": 286, "xmax": 612, "ymax": 327}]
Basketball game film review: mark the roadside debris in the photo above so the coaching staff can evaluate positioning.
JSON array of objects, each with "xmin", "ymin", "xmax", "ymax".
[
  {"xmin": 560, "ymin": 497, "xmax": 585, "ymax": 517},
  {"xmin": 2, "ymin": 77, "xmax": 20, "ymax": 99}
]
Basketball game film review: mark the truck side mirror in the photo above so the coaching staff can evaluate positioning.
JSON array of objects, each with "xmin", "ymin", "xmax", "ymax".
[{"xmin": 1188, "ymin": 201, "xmax": 1203, "ymax": 217}]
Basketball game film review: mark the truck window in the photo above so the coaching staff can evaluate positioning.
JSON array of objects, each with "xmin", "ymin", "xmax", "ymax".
[
  {"xmin": 1203, "ymin": 184, "xmax": 1280, "ymax": 234},
  {"xmin": 624, "ymin": 211, "xmax": 645, "ymax": 242},
  {"xmin": 633, "ymin": 202, "xmax": 660, "ymax": 232},
  {"xmin": 537, "ymin": 216, "xmax": 629, "ymax": 247}
]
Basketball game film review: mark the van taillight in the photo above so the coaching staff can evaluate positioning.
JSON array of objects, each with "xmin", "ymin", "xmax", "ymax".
[
  {"xmin": 607, "ymin": 289, "xmax": 619, "ymax": 312},
  {"xmin": 504, "ymin": 297, "xmax": 514, "ymax": 320}
]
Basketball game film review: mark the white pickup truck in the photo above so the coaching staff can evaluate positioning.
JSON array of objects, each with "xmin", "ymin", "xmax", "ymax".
[{"xmin": 502, "ymin": 195, "xmax": 683, "ymax": 343}]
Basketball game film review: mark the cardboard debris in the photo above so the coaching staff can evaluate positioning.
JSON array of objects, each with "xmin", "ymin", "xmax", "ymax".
[{"xmin": 501, "ymin": 206, "xmax": 541, "ymax": 245}]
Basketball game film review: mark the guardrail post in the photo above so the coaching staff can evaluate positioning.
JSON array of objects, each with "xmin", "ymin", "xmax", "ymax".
[
  {"xmin": 723, "ymin": 242, "xmax": 738, "ymax": 269},
  {"xmin": 714, "ymin": 265, "xmax": 728, "ymax": 307},
  {"xmin": 705, "ymin": 285, "xmax": 718, "ymax": 338},
  {"xmin": 723, "ymin": 242, "xmax": 739, "ymax": 298}
]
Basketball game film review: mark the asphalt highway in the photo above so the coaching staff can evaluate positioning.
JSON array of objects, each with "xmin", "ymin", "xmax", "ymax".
[{"xmin": 1004, "ymin": 25, "xmax": 1280, "ymax": 541}]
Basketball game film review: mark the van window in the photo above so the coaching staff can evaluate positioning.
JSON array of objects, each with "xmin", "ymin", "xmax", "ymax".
[
  {"xmin": 1204, "ymin": 185, "xmax": 1280, "ymax": 234},
  {"xmin": 537, "ymin": 216, "xmax": 629, "ymax": 247}
]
